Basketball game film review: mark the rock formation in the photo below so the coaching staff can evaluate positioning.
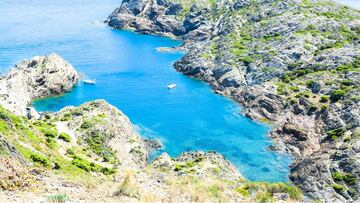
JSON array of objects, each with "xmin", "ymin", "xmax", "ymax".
[{"xmin": 0, "ymin": 53, "xmax": 79, "ymax": 117}]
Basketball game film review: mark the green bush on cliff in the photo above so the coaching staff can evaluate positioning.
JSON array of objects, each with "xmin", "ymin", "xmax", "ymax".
[
  {"xmin": 71, "ymin": 156, "xmax": 116, "ymax": 175},
  {"xmin": 48, "ymin": 194, "xmax": 69, "ymax": 203},
  {"xmin": 330, "ymin": 89, "xmax": 347, "ymax": 102},
  {"xmin": 320, "ymin": 95, "xmax": 330, "ymax": 103},
  {"xmin": 80, "ymin": 121, "xmax": 91, "ymax": 129},
  {"xmin": 239, "ymin": 56, "xmax": 254, "ymax": 65},
  {"xmin": 58, "ymin": 132, "xmax": 71, "ymax": 142},
  {"xmin": 71, "ymin": 156, "xmax": 96, "ymax": 172},
  {"xmin": 30, "ymin": 153, "xmax": 49, "ymax": 167},
  {"xmin": 33, "ymin": 120, "xmax": 58, "ymax": 138},
  {"xmin": 332, "ymin": 183, "xmax": 345, "ymax": 192},
  {"xmin": 332, "ymin": 172, "xmax": 357, "ymax": 184},
  {"xmin": 101, "ymin": 167, "xmax": 117, "ymax": 175},
  {"xmin": 327, "ymin": 127, "xmax": 346, "ymax": 140},
  {"xmin": 46, "ymin": 138, "xmax": 58, "ymax": 149}
]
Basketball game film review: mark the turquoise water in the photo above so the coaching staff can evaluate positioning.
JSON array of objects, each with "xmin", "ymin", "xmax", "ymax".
[{"xmin": 0, "ymin": 0, "xmax": 291, "ymax": 182}]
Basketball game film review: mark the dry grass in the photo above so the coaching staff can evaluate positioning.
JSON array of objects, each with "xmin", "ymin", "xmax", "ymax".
[
  {"xmin": 0, "ymin": 158, "xmax": 34, "ymax": 191},
  {"xmin": 114, "ymin": 170, "xmax": 139, "ymax": 198}
]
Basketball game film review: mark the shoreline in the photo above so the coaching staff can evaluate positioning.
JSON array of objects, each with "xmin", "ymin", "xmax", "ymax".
[{"xmin": 105, "ymin": 0, "xmax": 360, "ymax": 201}]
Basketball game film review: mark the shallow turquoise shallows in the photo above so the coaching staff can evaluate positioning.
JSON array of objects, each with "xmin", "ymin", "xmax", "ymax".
[{"xmin": 0, "ymin": 0, "xmax": 291, "ymax": 182}]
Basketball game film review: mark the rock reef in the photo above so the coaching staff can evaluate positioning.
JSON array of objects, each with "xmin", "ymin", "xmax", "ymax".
[{"xmin": 107, "ymin": 0, "xmax": 360, "ymax": 201}]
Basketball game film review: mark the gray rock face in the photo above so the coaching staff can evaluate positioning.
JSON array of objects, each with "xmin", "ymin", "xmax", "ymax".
[
  {"xmin": 107, "ymin": 0, "xmax": 360, "ymax": 201},
  {"xmin": 0, "ymin": 54, "xmax": 79, "ymax": 117},
  {"xmin": 0, "ymin": 135, "xmax": 26, "ymax": 165}
]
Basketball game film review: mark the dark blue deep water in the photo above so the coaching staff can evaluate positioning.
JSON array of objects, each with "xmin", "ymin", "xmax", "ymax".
[{"xmin": 0, "ymin": 0, "xmax": 292, "ymax": 182}]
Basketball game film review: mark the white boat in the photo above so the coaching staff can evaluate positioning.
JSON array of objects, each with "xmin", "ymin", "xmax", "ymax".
[
  {"xmin": 83, "ymin": 79, "xmax": 96, "ymax": 84},
  {"xmin": 167, "ymin": 84, "xmax": 176, "ymax": 89}
]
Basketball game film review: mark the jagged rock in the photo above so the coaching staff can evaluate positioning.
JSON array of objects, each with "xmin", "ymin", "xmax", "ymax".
[{"xmin": 0, "ymin": 54, "xmax": 79, "ymax": 117}]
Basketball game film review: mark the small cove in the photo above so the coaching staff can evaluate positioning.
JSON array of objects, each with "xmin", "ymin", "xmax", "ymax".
[{"xmin": 0, "ymin": 0, "xmax": 291, "ymax": 182}]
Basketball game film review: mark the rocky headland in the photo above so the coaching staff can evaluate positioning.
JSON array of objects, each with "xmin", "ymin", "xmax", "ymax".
[
  {"xmin": 0, "ymin": 54, "xmax": 79, "ymax": 117},
  {"xmin": 106, "ymin": 0, "xmax": 360, "ymax": 202},
  {"xmin": 0, "ymin": 55, "xmax": 302, "ymax": 202}
]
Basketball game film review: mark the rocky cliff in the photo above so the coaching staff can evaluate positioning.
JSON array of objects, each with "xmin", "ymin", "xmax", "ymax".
[
  {"xmin": 107, "ymin": 0, "xmax": 360, "ymax": 201},
  {"xmin": 0, "ymin": 54, "xmax": 79, "ymax": 117}
]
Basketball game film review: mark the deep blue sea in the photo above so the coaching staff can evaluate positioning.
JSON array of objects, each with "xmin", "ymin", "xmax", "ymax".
[{"xmin": 0, "ymin": 0, "xmax": 293, "ymax": 182}]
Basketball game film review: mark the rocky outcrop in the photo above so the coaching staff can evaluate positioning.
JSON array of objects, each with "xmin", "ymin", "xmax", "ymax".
[
  {"xmin": 107, "ymin": 0, "xmax": 360, "ymax": 201},
  {"xmin": 54, "ymin": 100, "xmax": 148, "ymax": 170},
  {"xmin": 0, "ymin": 54, "xmax": 79, "ymax": 117},
  {"xmin": 152, "ymin": 151, "xmax": 241, "ymax": 180},
  {"xmin": 105, "ymin": 0, "xmax": 212, "ymax": 40}
]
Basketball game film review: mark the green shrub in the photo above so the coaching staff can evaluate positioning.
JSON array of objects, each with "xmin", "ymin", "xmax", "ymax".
[
  {"xmin": 71, "ymin": 156, "xmax": 111, "ymax": 174},
  {"xmin": 320, "ymin": 105, "xmax": 329, "ymax": 111},
  {"xmin": 289, "ymin": 86, "xmax": 300, "ymax": 92},
  {"xmin": 30, "ymin": 153, "xmax": 49, "ymax": 166},
  {"xmin": 236, "ymin": 187, "xmax": 249, "ymax": 197},
  {"xmin": 320, "ymin": 95, "xmax": 330, "ymax": 103},
  {"xmin": 327, "ymin": 128, "xmax": 346, "ymax": 140},
  {"xmin": 174, "ymin": 163, "xmax": 185, "ymax": 171},
  {"xmin": 332, "ymin": 172, "xmax": 344, "ymax": 181},
  {"xmin": 38, "ymin": 127, "xmax": 58, "ymax": 138},
  {"xmin": 58, "ymin": 132, "xmax": 71, "ymax": 142},
  {"xmin": 48, "ymin": 194, "xmax": 69, "ymax": 203},
  {"xmin": 71, "ymin": 156, "xmax": 92, "ymax": 172},
  {"xmin": 185, "ymin": 161, "xmax": 196, "ymax": 168},
  {"xmin": 240, "ymin": 56, "xmax": 254, "ymax": 65},
  {"xmin": 332, "ymin": 184, "xmax": 345, "ymax": 192},
  {"xmin": 66, "ymin": 147, "xmax": 75, "ymax": 155},
  {"xmin": 46, "ymin": 138, "xmax": 58, "ymax": 149},
  {"xmin": 60, "ymin": 115, "xmax": 71, "ymax": 121},
  {"xmin": 101, "ymin": 167, "xmax": 117, "ymax": 175},
  {"xmin": 306, "ymin": 80, "xmax": 316, "ymax": 88},
  {"xmin": 333, "ymin": 172, "xmax": 358, "ymax": 184},
  {"xmin": 80, "ymin": 121, "xmax": 91, "ymax": 129},
  {"xmin": 341, "ymin": 79, "xmax": 353, "ymax": 86},
  {"xmin": 330, "ymin": 89, "xmax": 347, "ymax": 102}
]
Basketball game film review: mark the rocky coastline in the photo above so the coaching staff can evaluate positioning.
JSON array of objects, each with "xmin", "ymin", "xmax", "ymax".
[
  {"xmin": 0, "ymin": 55, "xmax": 303, "ymax": 202},
  {"xmin": 106, "ymin": 0, "xmax": 360, "ymax": 201}
]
